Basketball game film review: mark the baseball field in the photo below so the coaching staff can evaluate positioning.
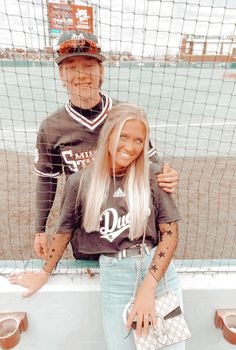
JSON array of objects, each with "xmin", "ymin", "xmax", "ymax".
[{"xmin": 1, "ymin": 149, "xmax": 235, "ymax": 262}]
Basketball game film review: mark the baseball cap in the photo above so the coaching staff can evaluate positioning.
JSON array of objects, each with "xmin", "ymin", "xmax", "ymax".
[{"xmin": 55, "ymin": 30, "xmax": 106, "ymax": 65}]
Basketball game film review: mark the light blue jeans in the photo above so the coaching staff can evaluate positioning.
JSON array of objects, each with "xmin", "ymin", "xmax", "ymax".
[{"xmin": 99, "ymin": 248, "xmax": 185, "ymax": 350}]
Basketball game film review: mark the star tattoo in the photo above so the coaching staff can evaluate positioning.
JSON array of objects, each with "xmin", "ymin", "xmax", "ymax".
[
  {"xmin": 150, "ymin": 264, "xmax": 158, "ymax": 272},
  {"xmin": 158, "ymin": 251, "xmax": 166, "ymax": 258}
]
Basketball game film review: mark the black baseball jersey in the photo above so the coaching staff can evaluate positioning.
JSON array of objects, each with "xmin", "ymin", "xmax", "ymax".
[
  {"xmin": 34, "ymin": 92, "xmax": 160, "ymax": 232},
  {"xmin": 57, "ymin": 169, "xmax": 180, "ymax": 258},
  {"xmin": 34, "ymin": 93, "xmax": 112, "ymax": 177}
]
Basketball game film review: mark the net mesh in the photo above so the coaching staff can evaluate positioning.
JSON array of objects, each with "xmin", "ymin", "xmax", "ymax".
[{"xmin": 0, "ymin": 0, "xmax": 236, "ymax": 273}]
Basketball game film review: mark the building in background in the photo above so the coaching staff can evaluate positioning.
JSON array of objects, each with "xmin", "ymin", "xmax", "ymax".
[{"xmin": 179, "ymin": 34, "xmax": 236, "ymax": 66}]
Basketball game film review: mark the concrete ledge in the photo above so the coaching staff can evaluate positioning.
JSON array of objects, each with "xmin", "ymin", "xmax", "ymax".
[
  {"xmin": 1, "ymin": 260, "xmax": 236, "ymax": 349},
  {"xmin": 0, "ymin": 274, "xmax": 105, "ymax": 350}
]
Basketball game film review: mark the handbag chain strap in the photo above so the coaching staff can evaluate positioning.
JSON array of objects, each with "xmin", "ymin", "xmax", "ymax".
[{"xmin": 132, "ymin": 232, "xmax": 146, "ymax": 299}]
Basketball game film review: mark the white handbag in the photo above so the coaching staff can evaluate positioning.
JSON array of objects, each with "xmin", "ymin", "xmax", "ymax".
[
  {"xmin": 123, "ymin": 288, "xmax": 191, "ymax": 349},
  {"xmin": 123, "ymin": 234, "xmax": 191, "ymax": 349}
]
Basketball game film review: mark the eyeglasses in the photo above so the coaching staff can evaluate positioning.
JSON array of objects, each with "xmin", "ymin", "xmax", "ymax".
[{"xmin": 57, "ymin": 39, "xmax": 101, "ymax": 56}]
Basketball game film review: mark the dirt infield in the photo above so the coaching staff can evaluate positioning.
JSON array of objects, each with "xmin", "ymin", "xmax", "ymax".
[{"xmin": 0, "ymin": 150, "xmax": 235, "ymax": 261}]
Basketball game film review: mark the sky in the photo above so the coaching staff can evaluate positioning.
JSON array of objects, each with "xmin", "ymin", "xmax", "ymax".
[{"xmin": 0, "ymin": 0, "xmax": 235, "ymax": 56}]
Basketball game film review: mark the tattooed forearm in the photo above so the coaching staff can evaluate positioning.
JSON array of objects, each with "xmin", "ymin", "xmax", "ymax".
[
  {"xmin": 149, "ymin": 222, "xmax": 178, "ymax": 283},
  {"xmin": 149, "ymin": 264, "xmax": 161, "ymax": 283},
  {"xmin": 43, "ymin": 233, "xmax": 71, "ymax": 274}
]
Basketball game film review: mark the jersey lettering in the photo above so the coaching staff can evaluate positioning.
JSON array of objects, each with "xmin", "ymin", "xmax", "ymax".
[
  {"xmin": 62, "ymin": 149, "xmax": 96, "ymax": 172},
  {"xmin": 75, "ymin": 150, "xmax": 95, "ymax": 160},
  {"xmin": 100, "ymin": 208, "xmax": 130, "ymax": 242},
  {"xmin": 100, "ymin": 207, "xmax": 151, "ymax": 242}
]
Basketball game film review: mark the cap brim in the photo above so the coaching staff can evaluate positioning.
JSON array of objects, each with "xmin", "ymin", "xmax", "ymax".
[{"xmin": 55, "ymin": 52, "xmax": 106, "ymax": 65}]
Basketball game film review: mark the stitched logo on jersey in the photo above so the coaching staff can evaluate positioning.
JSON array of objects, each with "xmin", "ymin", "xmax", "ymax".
[
  {"xmin": 100, "ymin": 208, "xmax": 130, "ymax": 242},
  {"xmin": 62, "ymin": 148, "xmax": 97, "ymax": 171},
  {"xmin": 113, "ymin": 188, "xmax": 125, "ymax": 198}
]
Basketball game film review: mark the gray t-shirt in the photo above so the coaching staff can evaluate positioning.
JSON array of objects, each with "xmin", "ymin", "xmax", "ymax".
[{"xmin": 57, "ymin": 169, "xmax": 180, "ymax": 258}]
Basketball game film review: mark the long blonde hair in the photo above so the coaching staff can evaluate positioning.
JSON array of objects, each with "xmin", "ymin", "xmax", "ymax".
[{"xmin": 78, "ymin": 103, "xmax": 151, "ymax": 240}]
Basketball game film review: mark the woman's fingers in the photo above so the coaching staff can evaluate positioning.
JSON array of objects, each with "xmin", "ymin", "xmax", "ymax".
[
  {"xmin": 9, "ymin": 270, "xmax": 49, "ymax": 298},
  {"xmin": 142, "ymin": 314, "xmax": 150, "ymax": 337},
  {"xmin": 126, "ymin": 306, "xmax": 136, "ymax": 329},
  {"xmin": 136, "ymin": 312, "xmax": 144, "ymax": 336},
  {"xmin": 9, "ymin": 272, "xmax": 27, "ymax": 286},
  {"xmin": 22, "ymin": 287, "xmax": 37, "ymax": 298},
  {"xmin": 127, "ymin": 307, "xmax": 155, "ymax": 337}
]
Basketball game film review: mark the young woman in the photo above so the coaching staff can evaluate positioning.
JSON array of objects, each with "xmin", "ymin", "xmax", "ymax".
[
  {"xmin": 33, "ymin": 30, "xmax": 179, "ymax": 259},
  {"xmin": 11, "ymin": 103, "xmax": 184, "ymax": 350}
]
